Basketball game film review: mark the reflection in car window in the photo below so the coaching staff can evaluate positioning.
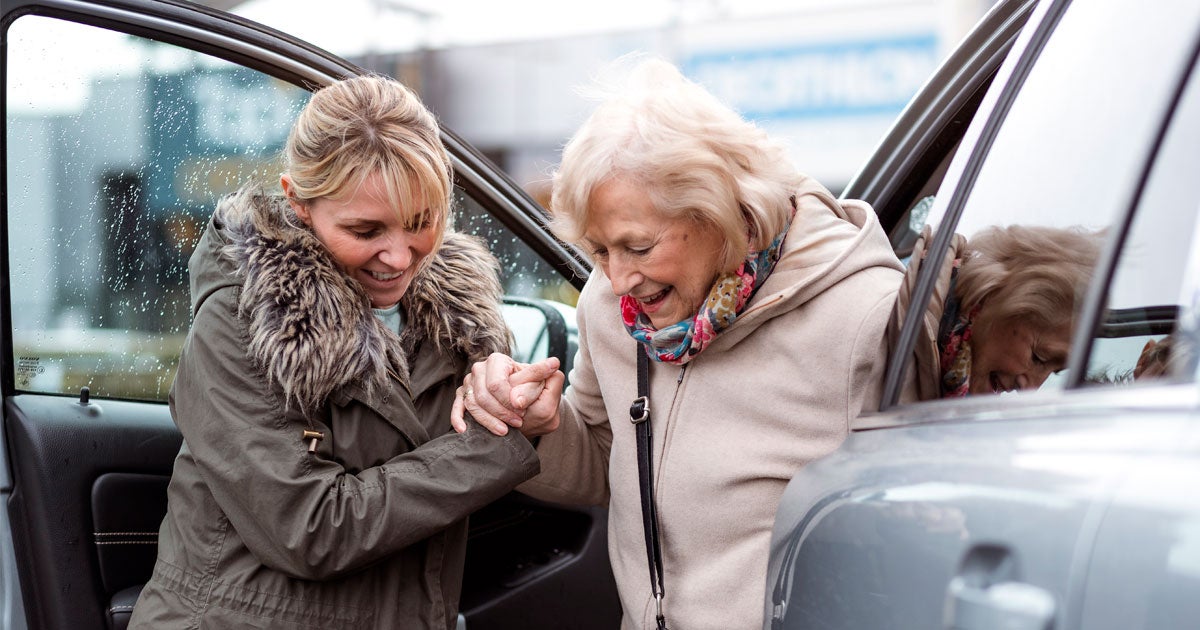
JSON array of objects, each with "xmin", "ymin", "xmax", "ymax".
[
  {"xmin": 1084, "ymin": 55, "xmax": 1200, "ymax": 386},
  {"xmin": 6, "ymin": 15, "xmax": 578, "ymax": 403},
  {"xmin": 894, "ymin": 224, "xmax": 1103, "ymax": 401},
  {"xmin": 890, "ymin": 0, "xmax": 1193, "ymax": 403}
]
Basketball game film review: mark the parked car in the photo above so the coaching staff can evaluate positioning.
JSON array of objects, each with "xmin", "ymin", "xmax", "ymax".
[{"xmin": 766, "ymin": 0, "xmax": 1200, "ymax": 628}]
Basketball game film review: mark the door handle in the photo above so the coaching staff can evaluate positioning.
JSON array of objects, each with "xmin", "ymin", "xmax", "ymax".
[{"xmin": 944, "ymin": 544, "xmax": 1056, "ymax": 630}]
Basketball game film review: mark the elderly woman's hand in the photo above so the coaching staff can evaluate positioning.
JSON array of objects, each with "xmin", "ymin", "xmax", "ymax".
[
  {"xmin": 513, "ymin": 361, "xmax": 564, "ymax": 438},
  {"xmin": 451, "ymin": 353, "xmax": 563, "ymax": 438}
]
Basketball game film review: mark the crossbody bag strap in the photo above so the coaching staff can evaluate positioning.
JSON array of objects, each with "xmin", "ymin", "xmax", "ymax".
[{"xmin": 630, "ymin": 348, "xmax": 668, "ymax": 630}]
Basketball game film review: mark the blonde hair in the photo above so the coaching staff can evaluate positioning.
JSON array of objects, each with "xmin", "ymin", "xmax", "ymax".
[
  {"xmin": 957, "ymin": 224, "xmax": 1105, "ymax": 334},
  {"xmin": 284, "ymin": 75, "xmax": 452, "ymax": 245},
  {"xmin": 550, "ymin": 57, "xmax": 803, "ymax": 271}
]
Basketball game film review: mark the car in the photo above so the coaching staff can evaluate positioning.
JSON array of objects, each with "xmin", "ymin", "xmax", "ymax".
[
  {"xmin": 765, "ymin": 0, "xmax": 1200, "ymax": 628},
  {"xmin": 2, "ymin": 1, "xmax": 604, "ymax": 629}
]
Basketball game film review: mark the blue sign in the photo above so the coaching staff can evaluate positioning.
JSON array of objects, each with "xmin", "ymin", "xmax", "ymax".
[{"xmin": 683, "ymin": 34, "xmax": 939, "ymax": 120}]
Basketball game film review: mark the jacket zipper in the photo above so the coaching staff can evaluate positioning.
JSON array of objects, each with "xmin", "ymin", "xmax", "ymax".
[
  {"xmin": 642, "ymin": 363, "xmax": 687, "ymax": 626},
  {"xmin": 653, "ymin": 364, "xmax": 688, "ymax": 504}
]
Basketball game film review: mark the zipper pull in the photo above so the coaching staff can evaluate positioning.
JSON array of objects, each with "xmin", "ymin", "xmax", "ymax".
[{"xmin": 677, "ymin": 364, "xmax": 687, "ymax": 384}]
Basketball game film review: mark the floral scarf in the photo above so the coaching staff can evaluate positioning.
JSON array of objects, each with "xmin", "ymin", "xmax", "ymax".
[
  {"xmin": 937, "ymin": 264, "xmax": 979, "ymax": 398},
  {"xmin": 621, "ymin": 212, "xmax": 794, "ymax": 365}
]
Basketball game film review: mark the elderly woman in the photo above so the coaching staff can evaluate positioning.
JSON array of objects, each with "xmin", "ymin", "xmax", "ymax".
[
  {"xmin": 894, "ymin": 223, "xmax": 1104, "ymax": 400},
  {"xmin": 451, "ymin": 59, "xmax": 903, "ymax": 629},
  {"xmin": 130, "ymin": 76, "xmax": 539, "ymax": 629}
]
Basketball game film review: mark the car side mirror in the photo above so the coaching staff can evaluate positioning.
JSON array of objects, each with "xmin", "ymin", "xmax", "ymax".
[{"xmin": 502, "ymin": 296, "xmax": 577, "ymax": 386}]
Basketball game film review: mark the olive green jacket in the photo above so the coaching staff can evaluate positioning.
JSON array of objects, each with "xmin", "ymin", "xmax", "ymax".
[{"xmin": 130, "ymin": 191, "xmax": 539, "ymax": 629}]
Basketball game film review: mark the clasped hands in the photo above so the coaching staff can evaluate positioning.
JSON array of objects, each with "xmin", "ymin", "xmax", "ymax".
[{"xmin": 451, "ymin": 353, "xmax": 564, "ymax": 438}]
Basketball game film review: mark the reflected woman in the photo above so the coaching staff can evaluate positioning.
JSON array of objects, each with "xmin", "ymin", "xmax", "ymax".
[{"xmin": 894, "ymin": 224, "xmax": 1104, "ymax": 400}]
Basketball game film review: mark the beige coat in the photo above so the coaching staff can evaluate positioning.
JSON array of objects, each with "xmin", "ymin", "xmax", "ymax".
[{"xmin": 520, "ymin": 177, "xmax": 904, "ymax": 629}]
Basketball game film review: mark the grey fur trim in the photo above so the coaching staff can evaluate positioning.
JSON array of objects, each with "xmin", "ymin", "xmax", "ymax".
[
  {"xmin": 400, "ymin": 231, "xmax": 510, "ymax": 365},
  {"xmin": 213, "ymin": 189, "xmax": 510, "ymax": 412}
]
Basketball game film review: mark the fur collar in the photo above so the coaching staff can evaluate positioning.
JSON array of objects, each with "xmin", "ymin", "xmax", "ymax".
[{"xmin": 211, "ymin": 189, "xmax": 509, "ymax": 412}]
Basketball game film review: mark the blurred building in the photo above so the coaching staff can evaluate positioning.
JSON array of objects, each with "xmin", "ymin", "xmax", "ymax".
[{"xmin": 348, "ymin": 0, "xmax": 998, "ymax": 196}]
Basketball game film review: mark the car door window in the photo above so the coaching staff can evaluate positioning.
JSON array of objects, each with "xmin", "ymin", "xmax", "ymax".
[
  {"xmin": 891, "ymin": 0, "xmax": 1198, "ymax": 403},
  {"xmin": 455, "ymin": 190, "xmax": 580, "ymax": 368},
  {"xmin": 7, "ymin": 14, "xmax": 578, "ymax": 403},
  {"xmin": 7, "ymin": 15, "xmax": 311, "ymax": 401},
  {"xmin": 1082, "ymin": 52, "xmax": 1200, "ymax": 387}
]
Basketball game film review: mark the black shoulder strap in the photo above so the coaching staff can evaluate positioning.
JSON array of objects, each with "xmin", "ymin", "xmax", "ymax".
[{"xmin": 630, "ymin": 348, "xmax": 668, "ymax": 630}]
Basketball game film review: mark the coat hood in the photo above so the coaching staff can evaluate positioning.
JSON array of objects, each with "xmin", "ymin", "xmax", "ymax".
[
  {"xmin": 711, "ymin": 175, "xmax": 904, "ymax": 351},
  {"xmin": 188, "ymin": 189, "xmax": 509, "ymax": 413}
]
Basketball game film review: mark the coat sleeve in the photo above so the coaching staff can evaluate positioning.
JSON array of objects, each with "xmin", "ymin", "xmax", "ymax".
[
  {"xmin": 516, "ymin": 276, "xmax": 614, "ymax": 506},
  {"xmin": 845, "ymin": 268, "xmax": 903, "ymax": 420},
  {"xmin": 171, "ymin": 288, "xmax": 540, "ymax": 580}
]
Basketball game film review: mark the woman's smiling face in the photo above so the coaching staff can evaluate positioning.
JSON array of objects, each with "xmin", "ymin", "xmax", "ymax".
[
  {"xmin": 284, "ymin": 171, "xmax": 438, "ymax": 309},
  {"xmin": 583, "ymin": 178, "xmax": 728, "ymax": 329}
]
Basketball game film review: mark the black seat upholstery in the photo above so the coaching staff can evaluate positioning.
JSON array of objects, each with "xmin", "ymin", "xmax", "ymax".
[{"xmin": 107, "ymin": 584, "xmax": 143, "ymax": 630}]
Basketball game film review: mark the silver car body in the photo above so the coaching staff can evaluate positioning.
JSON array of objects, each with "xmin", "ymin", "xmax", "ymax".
[{"xmin": 765, "ymin": 0, "xmax": 1200, "ymax": 628}]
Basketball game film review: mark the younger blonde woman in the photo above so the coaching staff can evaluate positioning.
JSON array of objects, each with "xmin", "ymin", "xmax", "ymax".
[{"xmin": 130, "ymin": 76, "xmax": 538, "ymax": 629}]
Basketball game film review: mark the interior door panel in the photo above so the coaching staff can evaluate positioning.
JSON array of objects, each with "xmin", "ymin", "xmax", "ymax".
[
  {"xmin": 462, "ymin": 497, "xmax": 619, "ymax": 629},
  {"xmin": 4, "ymin": 396, "xmax": 179, "ymax": 629}
]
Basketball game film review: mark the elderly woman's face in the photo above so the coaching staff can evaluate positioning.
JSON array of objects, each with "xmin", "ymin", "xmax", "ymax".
[
  {"xmin": 584, "ymin": 178, "xmax": 727, "ymax": 329},
  {"xmin": 969, "ymin": 317, "xmax": 1071, "ymax": 394},
  {"xmin": 284, "ymin": 172, "xmax": 438, "ymax": 309}
]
